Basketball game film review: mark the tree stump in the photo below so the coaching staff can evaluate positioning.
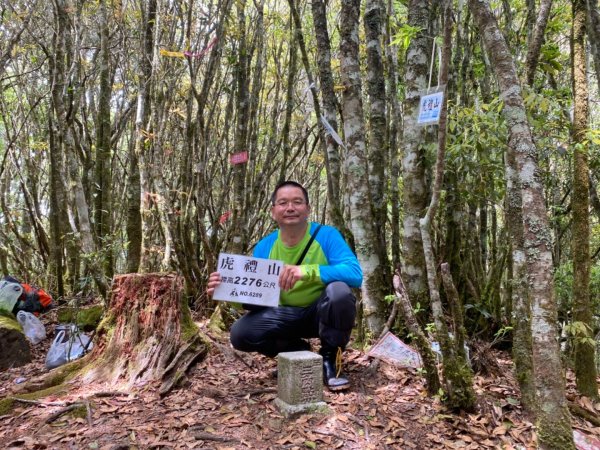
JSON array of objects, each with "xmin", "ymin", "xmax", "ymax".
[
  {"xmin": 82, "ymin": 273, "xmax": 209, "ymax": 395},
  {"xmin": 0, "ymin": 312, "xmax": 31, "ymax": 370}
]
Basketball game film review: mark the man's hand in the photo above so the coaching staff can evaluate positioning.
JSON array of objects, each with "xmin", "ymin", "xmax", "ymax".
[
  {"xmin": 279, "ymin": 265, "xmax": 303, "ymax": 291},
  {"xmin": 206, "ymin": 272, "xmax": 222, "ymax": 297}
]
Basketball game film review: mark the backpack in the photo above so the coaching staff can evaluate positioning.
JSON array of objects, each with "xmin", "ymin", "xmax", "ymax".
[{"xmin": 2, "ymin": 276, "xmax": 53, "ymax": 315}]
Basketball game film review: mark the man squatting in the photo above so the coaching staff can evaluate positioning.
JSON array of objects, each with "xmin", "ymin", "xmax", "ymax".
[{"xmin": 207, "ymin": 181, "xmax": 362, "ymax": 390}]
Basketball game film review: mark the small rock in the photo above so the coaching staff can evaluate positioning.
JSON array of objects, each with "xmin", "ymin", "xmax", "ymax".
[{"xmin": 14, "ymin": 377, "xmax": 27, "ymax": 384}]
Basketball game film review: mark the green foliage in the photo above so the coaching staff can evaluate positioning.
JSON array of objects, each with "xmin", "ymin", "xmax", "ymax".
[
  {"xmin": 492, "ymin": 326, "xmax": 513, "ymax": 345},
  {"xmin": 563, "ymin": 322, "xmax": 596, "ymax": 348},
  {"xmin": 554, "ymin": 262, "xmax": 600, "ymax": 322},
  {"xmin": 538, "ymin": 43, "xmax": 563, "ymax": 76},
  {"xmin": 434, "ymin": 387, "xmax": 446, "ymax": 402},
  {"xmin": 390, "ymin": 24, "xmax": 422, "ymax": 52},
  {"xmin": 447, "ymin": 98, "xmax": 507, "ymax": 204}
]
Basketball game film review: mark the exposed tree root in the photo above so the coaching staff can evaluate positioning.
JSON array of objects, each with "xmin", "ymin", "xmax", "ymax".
[{"xmin": 569, "ymin": 402, "xmax": 600, "ymax": 427}]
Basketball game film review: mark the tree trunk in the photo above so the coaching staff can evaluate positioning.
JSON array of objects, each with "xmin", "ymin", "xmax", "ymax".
[
  {"xmin": 385, "ymin": 0, "xmax": 402, "ymax": 270},
  {"xmin": 586, "ymin": 0, "xmax": 600, "ymax": 93},
  {"xmin": 279, "ymin": 18, "xmax": 297, "ymax": 183},
  {"xmin": 94, "ymin": 0, "xmax": 114, "ymax": 279},
  {"xmin": 572, "ymin": 0, "xmax": 598, "ymax": 399},
  {"xmin": 310, "ymin": 0, "xmax": 346, "ymax": 232},
  {"xmin": 340, "ymin": 0, "xmax": 386, "ymax": 334},
  {"xmin": 401, "ymin": 0, "xmax": 432, "ymax": 312},
  {"xmin": 127, "ymin": 129, "xmax": 143, "ymax": 274},
  {"xmin": 83, "ymin": 273, "xmax": 209, "ymax": 395},
  {"xmin": 138, "ymin": 0, "xmax": 161, "ymax": 272},
  {"xmin": 364, "ymin": 0, "xmax": 389, "ymax": 277},
  {"xmin": 230, "ymin": 0, "xmax": 250, "ymax": 254},
  {"xmin": 469, "ymin": 0, "xmax": 574, "ymax": 447},
  {"xmin": 47, "ymin": 113, "xmax": 65, "ymax": 298},
  {"xmin": 505, "ymin": 149, "xmax": 536, "ymax": 416},
  {"xmin": 525, "ymin": 0, "xmax": 553, "ymax": 85}
]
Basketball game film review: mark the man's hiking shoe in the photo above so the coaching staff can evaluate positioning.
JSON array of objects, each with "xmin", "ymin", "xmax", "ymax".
[{"xmin": 322, "ymin": 347, "xmax": 350, "ymax": 391}]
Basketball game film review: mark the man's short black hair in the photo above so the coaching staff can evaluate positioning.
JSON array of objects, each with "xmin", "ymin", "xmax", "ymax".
[{"xmin": 271, "ymin": 181, "xmax": 309, "ymax": 205}]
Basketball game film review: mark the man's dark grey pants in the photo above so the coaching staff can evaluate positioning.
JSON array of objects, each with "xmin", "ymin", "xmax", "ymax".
[{"xmin": 230, "ymin": 281, "xmax": 356, "ymax": 357}]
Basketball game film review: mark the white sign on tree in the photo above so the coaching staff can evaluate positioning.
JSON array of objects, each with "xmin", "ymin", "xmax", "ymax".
[
  {"xmin": 212, "ymin": 253, "xmax": 282, "ymax": 307},
  {"xmin": 417, "ymin": 90, "xmax": 444, "ymax": 125}
]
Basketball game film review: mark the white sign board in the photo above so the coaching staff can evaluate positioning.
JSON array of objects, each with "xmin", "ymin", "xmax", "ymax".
[
  {"xmin": 368, "ymin": 332, "xmax": 422, "ymax": 368},
  {"xmin": 417, "ymin": 90, "xmax": 444, "ymax": 125},
  {"xmin": 212, "ymin": 253, "xmax": 283, "ymax": 307}
]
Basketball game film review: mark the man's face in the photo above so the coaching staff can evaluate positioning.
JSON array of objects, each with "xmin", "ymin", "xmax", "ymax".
[{"xmin": 271, "ymin": 185, "xmax": 310, "ymax": 227}]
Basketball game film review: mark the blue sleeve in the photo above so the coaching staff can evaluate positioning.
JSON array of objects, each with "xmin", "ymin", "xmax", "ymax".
[
  {"xmin": 317, "ymin": 225, "xmax": 363, "ymax": 287},
  {"xmin": 252, "ymin": 231, "xmax": 277, "ymax": 259}
]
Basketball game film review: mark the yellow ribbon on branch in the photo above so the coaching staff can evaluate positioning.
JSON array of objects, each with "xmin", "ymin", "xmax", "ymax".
[{"xmin": 159, "ymin": 49, "xmax": 185, "ymax": 58}]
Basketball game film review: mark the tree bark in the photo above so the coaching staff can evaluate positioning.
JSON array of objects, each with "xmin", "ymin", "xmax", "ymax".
[
  {"xmin": 586, "ymin": 0, "xmax": 600, "ymax": 93},
  {"xmin": 571, "ymin": 0, "xmax": 598, "ymax": 399},
  {"xmin": 94, "ymin": 0, "xmax": 114, "ymax": 279},
  {"xmin": 469, "ymin": 0, "xmax": 574, "ymax": 447},
  {"xmin": 310, "ymin": 0, "xmax": 346, "ymax": 232},
  {"xmin": 230, "ymin": 0, "xmax": 250, "ymax": 254},
  {"xmin": 364, "ymin": 0, "xmax": 389, "ymax": 277},
  {"xmin": 385, "ymin": 0, "xmax": 402, "ymax": 270},
  {"xmin": 127, "ymin": 0, "xmax": 155, "ymax": 274},
  {"xmin": 340, "ymin": 0, "xmax": 386, "ymax": 334},
  {"xmin": 505, "ymin": 148, "xmax": 536, "ymax": 416},
  {"xmin": 401, "ymin": 0, "xmax": 431, "ymax": 312},
  {"xmin": 279, "ymin": 18, "xmax": 297, "ymax": 183},
  {"xmin": 525, "ymin": 0, "xmax": 553, "ymax": 86}
]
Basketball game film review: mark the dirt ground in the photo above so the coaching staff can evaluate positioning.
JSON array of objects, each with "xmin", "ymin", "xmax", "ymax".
[{"xmin": 0, "ymin": 314, "xmax": 599, "ymax": 450}]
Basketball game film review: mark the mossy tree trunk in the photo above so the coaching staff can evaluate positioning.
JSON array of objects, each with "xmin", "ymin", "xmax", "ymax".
[
  {"xmin": 83, "ymin": 273, "xmax": 209, "ymax": 395},
  {"xmin": 469, "ymin": 0, "xmax": 575, "ymax": 447},
  {"xmin": 401, "ymin": 0, "xmax": 433, "ymax": 314},
  {"xmin": 340, "ymin": 0, "xmax": 387, "ymax": 335},
  {"xmin": 572, "ymin": 0, "xmax": 598, "ymax": 399},
  {"xmin": 505, "ymin": 149, "xmax": 536, "ymax": 417}
]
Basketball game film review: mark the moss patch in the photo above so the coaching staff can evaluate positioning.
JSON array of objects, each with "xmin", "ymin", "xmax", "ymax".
[
  {"xmin": 15, "ymin": 357, "xmax": 87, "ymax": 395},
  {"xmin": 180, "ymin": 297, "xmax": 200, "ymax": 342},
  {"xmin": 70, "ymin": 404, "xmax": 88, "ymax": 419},
  {"xmin": 0, "ymin": 313, "xmax": 22, "ymax": 333},
  {"xmin": 0, "ymin": 383, "xmax": 69, "ymax": 415},
  {"xmin": 57, "ymin": 305, "xmax": 104, "ymax": 331}
]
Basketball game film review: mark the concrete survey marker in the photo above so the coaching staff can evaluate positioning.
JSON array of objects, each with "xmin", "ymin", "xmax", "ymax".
[{"xmin": 275, "ymin": 351, "xmax": 328, "ymax": 418}]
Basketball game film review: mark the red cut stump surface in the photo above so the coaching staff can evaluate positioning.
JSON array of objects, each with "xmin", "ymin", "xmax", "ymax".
[{"xmin": 83, "ymin": 273, "xmax": 208, "ymax": 395}]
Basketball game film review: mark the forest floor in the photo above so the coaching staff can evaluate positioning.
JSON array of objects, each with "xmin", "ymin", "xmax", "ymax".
[{"xmin": 1, "ymin": 311, "xmax": 599, "ymax": 450}]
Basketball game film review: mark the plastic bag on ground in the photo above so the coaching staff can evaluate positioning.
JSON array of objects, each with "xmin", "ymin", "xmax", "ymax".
[
  {"xmin": 16, "ymin": 310, "xmax": 46, "ymax": 345},
  {"xmin": 45, "ymin": 325, "xmax": 94, "ymax": 370}
]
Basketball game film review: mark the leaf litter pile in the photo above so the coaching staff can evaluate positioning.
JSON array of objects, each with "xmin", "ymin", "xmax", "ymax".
[{"xmin": 1, "ymin": 315, "xmax": 599, "ymax": 449}]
